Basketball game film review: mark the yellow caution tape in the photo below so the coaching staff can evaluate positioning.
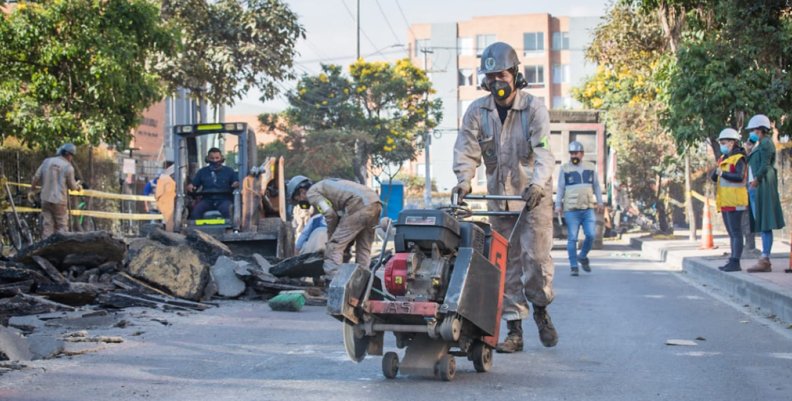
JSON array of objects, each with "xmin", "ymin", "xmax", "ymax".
[
  {"xmin": 4, "ymin": 207, "xmax": 163, "ymax": 221},
  {"xmin": 68, "ymin": 189, "xmax": 155, "ymax": 202},
  {"xmin": 195, "ymin": 218, "xmax": 226, "ymax": 225},
  {"xmin": 7, "ymin": 181, "xmax": 154, "ymax": 202},
  {"xmin": 690, "ymin": 190, "xmax": 717, "ymax": 208}
]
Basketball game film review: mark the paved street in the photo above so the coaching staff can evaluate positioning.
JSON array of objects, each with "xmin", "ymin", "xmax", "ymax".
[{"xmin": 2, "ymin": 244, "xmax": 791, "ymax": 401}]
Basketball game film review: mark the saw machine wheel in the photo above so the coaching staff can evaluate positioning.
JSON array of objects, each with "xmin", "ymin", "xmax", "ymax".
[
  {"xmin": 381, "ymin": 352, "xmax": 399, "ymax": 379},
  {"xmin": 435, "ymin": 354, "xmax": 456, "ymax": 381},
  {"xmin": 470, "ymin": 341, "xmax": 493, "ymax": 373}
]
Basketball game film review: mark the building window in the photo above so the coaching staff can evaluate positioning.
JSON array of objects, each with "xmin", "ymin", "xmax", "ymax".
[
  {"xmin": 523, "ymin": 32, "xmax": 544, "ymax": 54},
  {"xmin": 552, "ymin": 64, "xmax": 570, "ymax": 84},
  {"xmin": 415, "ymin": 39, "xmax": 429, "ymax": 57},
  {"xmin": 458, "ymin": 37, "xmax": 474, "ymax": 56},
  {"xmin": 458, "ymin": 69, "xmax": 474, "ymax": 86},
  {"xmin": 524, "ymin": 65, "xmax": 544, "ymax": 87},
  {"xmin": 476, "ymin": 34, "xmax": 496, "ymax": 57},
  {"xmin": 552, "ymin": 32, "xmax": 570, "ymax": 50}
]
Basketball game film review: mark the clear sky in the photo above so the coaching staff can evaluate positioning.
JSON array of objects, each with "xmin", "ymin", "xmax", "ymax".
[{"xmin": 228, "ymin": 0, "xmax": 612, "ymax": 115}]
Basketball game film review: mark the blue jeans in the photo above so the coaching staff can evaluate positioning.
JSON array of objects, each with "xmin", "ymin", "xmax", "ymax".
[
  {"xmin": 748, "ymin": 187, "xmax": 773, "ymax": 257},
  {"xmin": 192, "ymin": 198, "xmax": 232, "ymax": 219},
  {"xmin": 565, "ymin": 208, "xmax": 596, "ymax": 268}
]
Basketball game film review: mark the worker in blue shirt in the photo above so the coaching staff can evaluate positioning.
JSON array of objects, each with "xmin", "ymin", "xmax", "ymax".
[
  {"xmin": 296, "ymin": 214, "xmax": 327, "ymax": 254},
  {"xmin": 187, "ymin": 148, "xmax": 239, "ymax": 219}
]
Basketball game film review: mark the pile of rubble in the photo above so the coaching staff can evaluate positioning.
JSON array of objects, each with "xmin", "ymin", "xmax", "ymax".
[{"xmin": 0, "ymin": 229, "xmax": 326, "ymax": 326}]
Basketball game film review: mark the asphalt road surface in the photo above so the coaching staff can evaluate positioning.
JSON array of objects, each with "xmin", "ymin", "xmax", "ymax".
[{"xmin": 2, "ymin": 244, "xmax": 791, "ymax": 401}]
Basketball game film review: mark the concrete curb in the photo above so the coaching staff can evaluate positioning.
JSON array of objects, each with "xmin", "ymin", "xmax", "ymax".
[
  {"xmin": 630, "ymin": 236, "xmax": 792, "ymax": 324},
  {"xmin": 683, "ymin": 257, "xmax": 792, "ymax": 323}
]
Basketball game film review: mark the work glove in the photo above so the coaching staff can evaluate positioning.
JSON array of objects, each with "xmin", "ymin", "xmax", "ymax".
[
  {"xmin": 521, "ymin": 184, "xmax": 545, "ymax": 209},
  {"xmin": 27, "ymin": 191, "xmax": 37, "ymax": 204},
  {"xmin": 451, "ymin": 182, "xmax": 471, "ymax": 205}
]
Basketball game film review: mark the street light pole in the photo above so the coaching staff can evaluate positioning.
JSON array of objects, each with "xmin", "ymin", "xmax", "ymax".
[{"xmin": 421, "ymin": 48, "xmax": 434, "ymax": 208}]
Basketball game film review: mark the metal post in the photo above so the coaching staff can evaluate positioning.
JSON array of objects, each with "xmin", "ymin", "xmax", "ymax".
[{"xmin": 421, "ymin": 48, "xmax": 434, "ymax": 208}]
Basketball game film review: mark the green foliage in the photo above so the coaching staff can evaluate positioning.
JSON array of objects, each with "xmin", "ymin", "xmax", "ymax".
[
  {"xmin": 663, "ymin": 0, "xmax": 792, "ymax": 150},
  {"xmin": 159, "ymin": 0, "xmax": 305, "ymax": 106},
  {"xmin": 280, "ymin": 60, "xmax": 443, "ymax": 183},
  {"xmin": 0, "ymin": 0, "xmax": 177, "ymax": 150}
]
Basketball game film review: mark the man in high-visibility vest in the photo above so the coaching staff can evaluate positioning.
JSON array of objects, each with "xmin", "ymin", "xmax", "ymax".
[{"xmin": 555, "ymin": 141, "xmax": 603, "ymax": 276}]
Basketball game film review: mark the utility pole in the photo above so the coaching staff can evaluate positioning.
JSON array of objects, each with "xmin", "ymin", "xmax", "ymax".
[
  {"xmin": 421, "ymin": 48, "xmax": 434, "ymax": 208},
  {"xmin": 356, "ymin": 0, "xmax": 360, "ymax": 60}
]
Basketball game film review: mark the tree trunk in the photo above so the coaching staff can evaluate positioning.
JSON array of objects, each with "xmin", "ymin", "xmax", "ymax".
[{"xmin": 352, "ymin": 139, "xmax": 367, "ymax": 184}]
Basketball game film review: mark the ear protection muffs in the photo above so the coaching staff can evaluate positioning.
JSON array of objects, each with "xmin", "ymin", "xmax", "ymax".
[{"xmin": 514, "ymin": 72, "xmax": 528, "ymax": 89}]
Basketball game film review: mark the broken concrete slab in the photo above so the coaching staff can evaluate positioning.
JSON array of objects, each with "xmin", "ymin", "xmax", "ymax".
[
  {"xmin": 0, "ymin": 326, "xmax": 32, "ymax": 361},
  {"xmin": 252, "ymin": 253, "xmax": 272, "ymax": 271},
  {"xmin": 126, "ymin": 241, "xmax": 210, "ymax": 301},
  {"xmin": 210, "ymin": 256, "xmax": 246, "ymax": 298},
  {"xmin": 184, "ymin": 228, "xmax": 231, "ymax": 264},
  {"xmin": 62, "ymin": 253, "xmax": 108, "ymax": 269},
  {"xmin": 0, "ymin": 279, "xmax": 34, "ymax": 297},
  {"xmin": 0, "ymin": 264, "xmax": 51, "ymax": 284},
  {"xmin": 147, "ymin": 228, "xmax": 188, "ymax": 247},
  {"xmin": 35, "ymin": 282, "xmax": 112, "ymax": 306},
  {"xmin": 15, "ymin": 232, "xmax": 126, "ymax": 266},
  {"xmin": 26, "ymin": 333, "xmax": 64, "ymax": 360},
  {"xmin": 0, "ymin": 293, "xmax": 75, "ymax": 326},
  {"xmin": 31, "ymin": 256, "xmax": 67, "ymax": 284},
  {"xmin": 269, "ymin": 251, "xmax": 325, "ymax": 279}
]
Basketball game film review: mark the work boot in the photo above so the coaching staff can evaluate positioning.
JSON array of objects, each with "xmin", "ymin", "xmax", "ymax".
[
  {"xmin": 579, "ymin": 257, "xmax": 591, "ymax": 272},
  {"xmin": 719, "ymin": 258, "xmax": 741, "ymax": 272},
  {"xmin": 570, "ymin": 267, "xmax": 579, "ymax": 277},
  {"xmin": 747, "ymin": 257, "xmax": 772, "ymax": 273},
  {"xmin": 495, "ymin": 320, "xmax": 523, "ymax": 353},
  {"xmin": 532, "ymin": 305, "xmax": 558, "ymax": 347}
]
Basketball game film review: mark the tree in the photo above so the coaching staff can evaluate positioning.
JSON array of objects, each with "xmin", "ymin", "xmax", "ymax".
[
  {"xmin": 574, "ymin": 4, "xmax": 680, "ymax": 232},
  {"xmin": 657, "ymin": 0, "xmax": 792, "ymax": 154},
  {"xmin": 282, "ymin": 60, "xmax": 442, "ymax": 184},
  {"xmin": 0, "ymin": 0, "xmax": 177, "ymax": 149},
  {"xmin": 159, "ymin": 0, "xmax": 305, "ymax": 110}
]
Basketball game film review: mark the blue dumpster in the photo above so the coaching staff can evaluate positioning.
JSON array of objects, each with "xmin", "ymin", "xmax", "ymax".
[{"xmin": 379, "ymin": 180, "xmax": 404, "ymax": 220}]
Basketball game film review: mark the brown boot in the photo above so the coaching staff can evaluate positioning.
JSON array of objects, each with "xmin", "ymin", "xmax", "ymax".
[
  {"xmin": 533, "ymin": 305, "xmax": 558, "ymax": 348},
  {"xmin": 496, "ymin": 320, "xmax": 523, "ymax": 353},
  {"xmin": 747, "ymin": 257, "xmax": 772, "ymax": 273}
]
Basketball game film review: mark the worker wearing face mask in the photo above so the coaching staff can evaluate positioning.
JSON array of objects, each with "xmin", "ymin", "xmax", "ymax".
[
  {"xmin": 555, "ymin": 141, "xmax": 603, "ymax": 276},
  {"xmin": 286, "ymin": 176, "xmax": 382, "ymax": 278},
  {"xmin": 452, "ymin": 41, "xmax": 557, "ymax": 353}
]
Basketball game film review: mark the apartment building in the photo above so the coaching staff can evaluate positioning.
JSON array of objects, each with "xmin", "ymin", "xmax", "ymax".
[{"xmin": 405, "ymin": 13, "xmax": 600, "ymax": 194}]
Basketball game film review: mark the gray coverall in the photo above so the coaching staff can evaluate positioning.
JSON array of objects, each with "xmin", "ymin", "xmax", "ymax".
[
  {"xmin": 306, "ymin": 179, "xmax": 382, "ymax": 276},
  {"xmin": 32, "ymin": 156, "xmax": 80, "ymax": 238},
  {"xmin": 453, "ymin": 90, "xmax": 556, "ymax": 321}
]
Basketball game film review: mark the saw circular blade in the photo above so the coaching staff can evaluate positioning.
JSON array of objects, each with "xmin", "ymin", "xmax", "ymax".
[{"xmin": 342, "ymin": 322, "xmax": 368, "ymax": 363}]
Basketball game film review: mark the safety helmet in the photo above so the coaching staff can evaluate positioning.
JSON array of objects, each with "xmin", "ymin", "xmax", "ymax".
[
  {"xmin": 745, "ymin": 114, "xmax": 771, "ymax": 131},
  {"xmin": 479, "ymin": 42, "xmax": 520, "ymax": 75},
  {"xmin": 286, "ymin": 175, "xmax": 312, "ymax": 202},
  {"xmin": 59, "ymin": 143, "xmax": 77, "ymax": 156},
  {"xmin": 717, "ymin": 128, "xmax": 740, "ymax": 141},
  {"xmin": 568, "ymin": 141, "xmax": 584, "ymax": 152}
]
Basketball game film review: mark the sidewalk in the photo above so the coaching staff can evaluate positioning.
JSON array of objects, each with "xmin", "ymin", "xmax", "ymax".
[{"xmin": 629, "ymin": 233, "xmax": 792, "ymax": 323}]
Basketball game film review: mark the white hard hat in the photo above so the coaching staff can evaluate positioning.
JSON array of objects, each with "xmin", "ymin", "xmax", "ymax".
[
  {"xmin": 745, "ymin": 114, "xmax": 771, "ymax": 131},
  {"xmin": 717, "ymin": 128, "xmax": 740, "ymax": 141}
]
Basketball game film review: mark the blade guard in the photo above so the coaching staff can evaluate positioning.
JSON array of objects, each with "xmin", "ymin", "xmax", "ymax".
[{"xmin": 327, "ymin": 263, "xmax": 371, "ymax": 324}]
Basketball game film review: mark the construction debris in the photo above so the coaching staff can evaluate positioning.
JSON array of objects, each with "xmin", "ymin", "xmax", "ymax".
[
  {"xmin": 0, "ymin": 326, "xmax": 33, "ymax": 361},
  {"xmin": 126, "ymin": 240, "xmax": 209, "ymax": 301},
  {"xmin": 211, "ymin": 256, "xmax": 246, "ymax": 298},
  {"xmin": 269, "ymin": 251, "xmax": 325, "ymax": 279}
]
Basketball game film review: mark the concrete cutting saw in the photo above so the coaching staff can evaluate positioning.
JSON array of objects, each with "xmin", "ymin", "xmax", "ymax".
[{"xmin": 327, "ymin": 196, "xmax": 513, "ymax": 381}]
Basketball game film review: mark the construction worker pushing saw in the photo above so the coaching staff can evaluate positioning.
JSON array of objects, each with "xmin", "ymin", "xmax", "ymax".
[
  {"xmin": 453, "ymin": 41, "xmax": 558, "ymax": 352},
  {"xmin": 286, "ymin": 177, "xmax": 382, "ymax": 277}
]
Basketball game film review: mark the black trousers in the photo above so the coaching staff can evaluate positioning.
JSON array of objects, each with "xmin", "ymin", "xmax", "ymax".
[{"xmin": 722, "ymin": 210, "xmax": 744, "ymax": 261}]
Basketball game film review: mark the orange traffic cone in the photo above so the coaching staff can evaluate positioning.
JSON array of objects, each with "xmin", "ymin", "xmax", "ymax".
[{"xmin": 699, "ymin": 200, "xmax": 716, "ymax": 250}]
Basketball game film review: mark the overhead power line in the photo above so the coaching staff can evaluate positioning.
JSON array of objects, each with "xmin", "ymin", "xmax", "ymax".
[
  {"xmin": 339, "ymin": 0, "xmax": 386, "ymax": 58},
  {"xmin": 375, "ymin": 0, "xmax": 402, "ymax": 44},
  {"xmin": 395, "ymin": 0, "xmax": 417, "ymax": 40}
]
